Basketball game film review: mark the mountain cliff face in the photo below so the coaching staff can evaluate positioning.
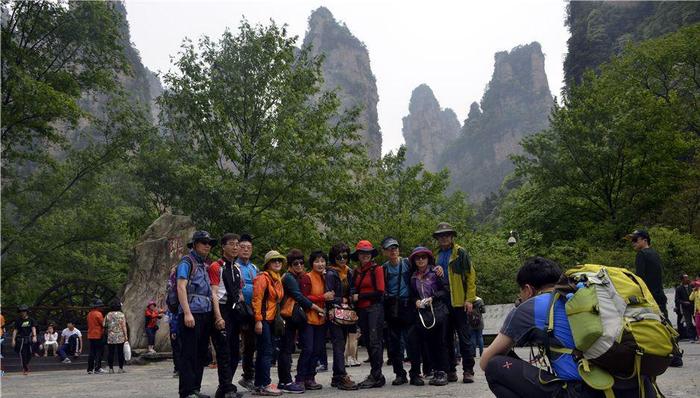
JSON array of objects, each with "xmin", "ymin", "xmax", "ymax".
[
  {"xmin": 303, "ymin": 7, "xmax": 382, "ymax": 159},
  {"xmin": 402, "ymin": 84, "xmax": 460, "ymax": 171},
  {"xmin": 564, "ymin": 1, "xmax": 700, "ymax": 85},
  {"xmin": 438, "ymin": 42, "xmax": 553, "ymax": 201},
  {"xmin": 66, "ymin": 2, "xmax": 162, "ymax": 149}
]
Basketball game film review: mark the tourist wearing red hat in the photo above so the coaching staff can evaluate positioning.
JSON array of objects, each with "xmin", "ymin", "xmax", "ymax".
[{"xmin": 350, "ymin": 240, "xmax": 386, "ymax": 389}]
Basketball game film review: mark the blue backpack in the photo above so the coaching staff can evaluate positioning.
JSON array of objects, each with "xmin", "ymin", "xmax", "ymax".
[{"xmin": 165, "ymin": 254, "xmax": 196, "ymax": 313}]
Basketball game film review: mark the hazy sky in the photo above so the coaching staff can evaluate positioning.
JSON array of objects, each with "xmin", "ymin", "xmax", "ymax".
[{"xmin": 125, "ymin": 0, "xmax": 569, "ymax": 155}]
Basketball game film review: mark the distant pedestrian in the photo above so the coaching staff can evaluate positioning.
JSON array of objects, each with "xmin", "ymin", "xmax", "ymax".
[
  {"xmin": 145, "ymin": 300, "xmax": 163, "ymax": 353},
  {"xmin": 87, "ymin": 299, "xmax": 106, "ymax": 374},
  {"xmin": 469, "ymin": 297, "xmax": 485, "ymax": 356},
  {"xmin": 57, "ymin": 321, "xmax": 82, "ymax": 363},
  {"xmin": 675, "ymin": 274, "xmax": 696, "ymax": 340},
  {"xmin": 104, "ymin": 300, "xmax": 128, "ymax": 373},
  {"xmin": 690, "ymin": 281, "xmax": 700, "ymax": 343},
  {"xmin": 12, "ymin": 304, "xmax": 37, "ymax": 374}
]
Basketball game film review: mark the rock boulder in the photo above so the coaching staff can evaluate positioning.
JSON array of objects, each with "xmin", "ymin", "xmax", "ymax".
[{"xmin": 121, "ymin": 214, "xmax": 196, "ymax": 351}]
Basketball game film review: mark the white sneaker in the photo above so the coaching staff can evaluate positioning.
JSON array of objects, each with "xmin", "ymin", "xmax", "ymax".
[
  {"xmin": 95, "ymin": 368, "xmax": 107, "ymax": 374},
  {"xmin": 62, "ymin": 358, "xmax": 72, "ymax": 364}
]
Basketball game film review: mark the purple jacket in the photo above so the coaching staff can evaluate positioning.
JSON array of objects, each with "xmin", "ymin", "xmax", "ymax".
[{"xmin": 410, "ymin": 267, "xmax": 449, "ymax": 302}]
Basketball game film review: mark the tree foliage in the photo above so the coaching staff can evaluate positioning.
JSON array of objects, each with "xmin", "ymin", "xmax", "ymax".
[
  {"xmin": 1, "ymin": 1, "xmax": 156, "ymax": 306},
  {"xmin": 140, "ymin": 20, "xmax": 365, "ymax": 252},
  {"xmin": 510, "ymin": 25, "xmax": 700, "ymax": 241}
]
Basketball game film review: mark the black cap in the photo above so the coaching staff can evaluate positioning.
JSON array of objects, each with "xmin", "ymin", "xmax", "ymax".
[
  {"xmin": 625, "ymin": 229, "xmax": 650, "ymax": 243},
  {"xmin": 18, "ymin": 304, "xmax": 29, "ymax": 312},
  {"xmin": 190, "ymin": 230, "xmax": 218, "ymax": 246}
]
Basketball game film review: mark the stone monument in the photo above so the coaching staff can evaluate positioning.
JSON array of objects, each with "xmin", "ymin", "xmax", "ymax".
[{"xmin": 121, "ymin": 214, "xmax": 196, "ymax": 351}]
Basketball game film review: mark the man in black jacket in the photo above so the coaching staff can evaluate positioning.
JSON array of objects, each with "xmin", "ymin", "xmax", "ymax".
[{"xmin": 627, "ymin": 230, "xmax": 668, "ymax": 319}]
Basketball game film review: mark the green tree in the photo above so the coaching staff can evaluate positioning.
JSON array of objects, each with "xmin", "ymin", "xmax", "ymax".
[
  {"xmin": 512, "ymin": 25, "xmax": 700, "ymax": 241},
  {"xmin": 1, "ymin": 0, "xmax": 128, "ymax": 164},
  {"xmin": 140, "ymin": 20, "xmax": 364, "ymax": 256},
  {"xmin": 1, "ymin": 1, "xmax": 157, "ymax": 306},
  {"xmin": 324, "ymin": 146, "xmax": 473, "ymax": 252}
]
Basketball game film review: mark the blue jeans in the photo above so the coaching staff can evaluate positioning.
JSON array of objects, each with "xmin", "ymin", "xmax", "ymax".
[
  {"xmin": 145, "ymin": 327, "xmax": 157, "ymax": 346},
  {"xmin": 254, "ymin": 321, "xmax": 274, "ymax": 388},
  {"xmin": 470, "ymin": 329, "xmax": 484, "ymax": 356},
  {"xmin": 58, "ymin": 334, "xmax": 79, "ymax": 360}
]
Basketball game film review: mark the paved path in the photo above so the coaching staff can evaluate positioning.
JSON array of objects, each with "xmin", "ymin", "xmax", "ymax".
[{"xmin": 2, "ymin": 341, "xmax": 698, "ymax": 397}]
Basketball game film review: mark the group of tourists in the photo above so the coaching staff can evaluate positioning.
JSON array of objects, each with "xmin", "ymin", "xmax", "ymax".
[
  {"xmin": 4, "ymin": 299, "xmax": 128, "ymax": 376},
  {"xmin": 171, "ymin": 222, "xmax": 479, "ymax": 398}
]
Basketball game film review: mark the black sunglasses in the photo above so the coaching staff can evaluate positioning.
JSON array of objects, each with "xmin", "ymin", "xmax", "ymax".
[
  {"xmin": 291, "ymin": 260, "xmax": 304, "ymax": 266},
  {"xmin": 336, "ymin": 254, "xmax": 348, "ymax": 261}
]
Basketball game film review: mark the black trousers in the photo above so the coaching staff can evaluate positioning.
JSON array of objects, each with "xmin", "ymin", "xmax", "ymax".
[
  {"xmin": 241, "ymin": 321, "xmax": 256, "ymax": 380},
  {"xmin": 357, "ymin": 303, "xmax": 384, "ymax": 378},
  {"xmin": 178, "ymin": 312, "xmax": 213, "ymax": 398},
  {"xmin": 328, "ymin": 323, "xmax": 349, "ymax": 379},
  {"xmin": 417, "ymin": 319, "xmax": 448, "ymax": 374},
  {"xmin": 212, "ymin": 309, "xmax": 236, "ymax": 395},
  {"xmin": 446, "ymin": 306, "xmax": 476, "ymax": 374},
  {"xmin": 221, "ymin": 305, "xmax": 241, "ymax": 377},
  {"xmin": 386, "ymin": 318, "xmax": 421, "ymax": 378},
  {"xmin": 681, "ymin": 307, "xmax": 696, "ymax": 339},
  {"xmin": 484, "ymin": 355, "xmax": 658, "ymax": 398},
  {"xmin": 15, "ymin": 337, "xmax": 32, "ymax": 371},
  {"xmin": 278, "ymin": 320, "xmax": 302, "ymax": 384},
  {"xmin": 171, "ymin": 333, "xmax": 181, "ymax": 372},
  {"xmin": 107, "ymin": 343, "xmax": 125, "ymax": 369},
  {"xmin": 87, "ymin": 338, "xmax": 104, "ymax": 371}
]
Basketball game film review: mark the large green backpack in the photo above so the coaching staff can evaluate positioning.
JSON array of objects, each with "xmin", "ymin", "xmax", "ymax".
[{"xmin": 548, "ymin": 264, "xmax": 679, "ymax": 398}]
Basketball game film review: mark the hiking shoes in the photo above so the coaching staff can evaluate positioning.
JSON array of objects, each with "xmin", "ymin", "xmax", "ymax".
[
  {"xmin": 278, "ymin": 382, "xmax": 305, "ymax": 394},
  {"xmin": 331, "ymin": 375, "xmax": 358, "ymax": 390},
  {"xmin": 358, "ymin": 375, "xmax": 385, "ymax": 389},
  {"xmin": 446, "ymin": 371, "xmax": 458, "ymax": 382},
  {"xmin": 429, "ymin": 371, "xmax": 448, "ymax": 386},
  {"xmin": 462, "ymin": 371, "xmax": 474, "ymax": 383},
  {"xmin": 410, "ymin": 375, "xmax": 425, "ymax": 386},
  {"xmin": 251, "ymin": 385, "xmax": 282, "ymax": 396},
  {"xmin": 239, "ymin": 378, "xmax": 256, "ymax": 391},
  {"xmin": 304, "ymin": 379, "xmax": 322, "ymax": 390},
  {"xmin": 391, "ymin": 375, "xmax": 408, "ymax": 385}
]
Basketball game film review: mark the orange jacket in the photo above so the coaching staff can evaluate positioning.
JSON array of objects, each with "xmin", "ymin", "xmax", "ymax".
[
  {"xmin": 87, "ymin": 310, "xmax": 104, "ymax": 339},
  {"xmin": 301, "ymin": 270, "xmax": 326, "ymax": 325},
  {"xmin": 252, "ymin": 271, "xmax": 284, "ymax": 321}
]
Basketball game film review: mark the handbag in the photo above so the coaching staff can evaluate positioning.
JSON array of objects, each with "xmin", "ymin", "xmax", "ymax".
[
  {"xmin": 235, "ymin": 301, "xmax": 254, "ymax": 323},
  {"xmin": 123, "ymin": 341, "xmax": 132, "ymax": 361},
  {"xmin": 328, "ymin": 304, "xmax": 358, "ymax": 326},
  {"xmin": 272, "ymin": 302, "xmax": 285, "ymax": 337},
  {"xmin": 418, "ymin": 302, "xmax": 436, "ymax": 330}
]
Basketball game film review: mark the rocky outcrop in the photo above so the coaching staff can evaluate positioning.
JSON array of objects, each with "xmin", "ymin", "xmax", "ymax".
[
  {"xmin": 121, "ymin": 214, "xmax": 196, "ymax": 350},
  {"xmin": 65, "ymin": 2, "xmax": 162, "ymax": 150},
  {"xmin": 303, "ymin": 7, "xmax": 382, "ymax": 159},
  {"xmin": 402, "ymin": 84, "xmax": 460, "ymax": 171},
  {"xmin": 439, "ymin": 42, "xmax": 553, "ymax": 201}
]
